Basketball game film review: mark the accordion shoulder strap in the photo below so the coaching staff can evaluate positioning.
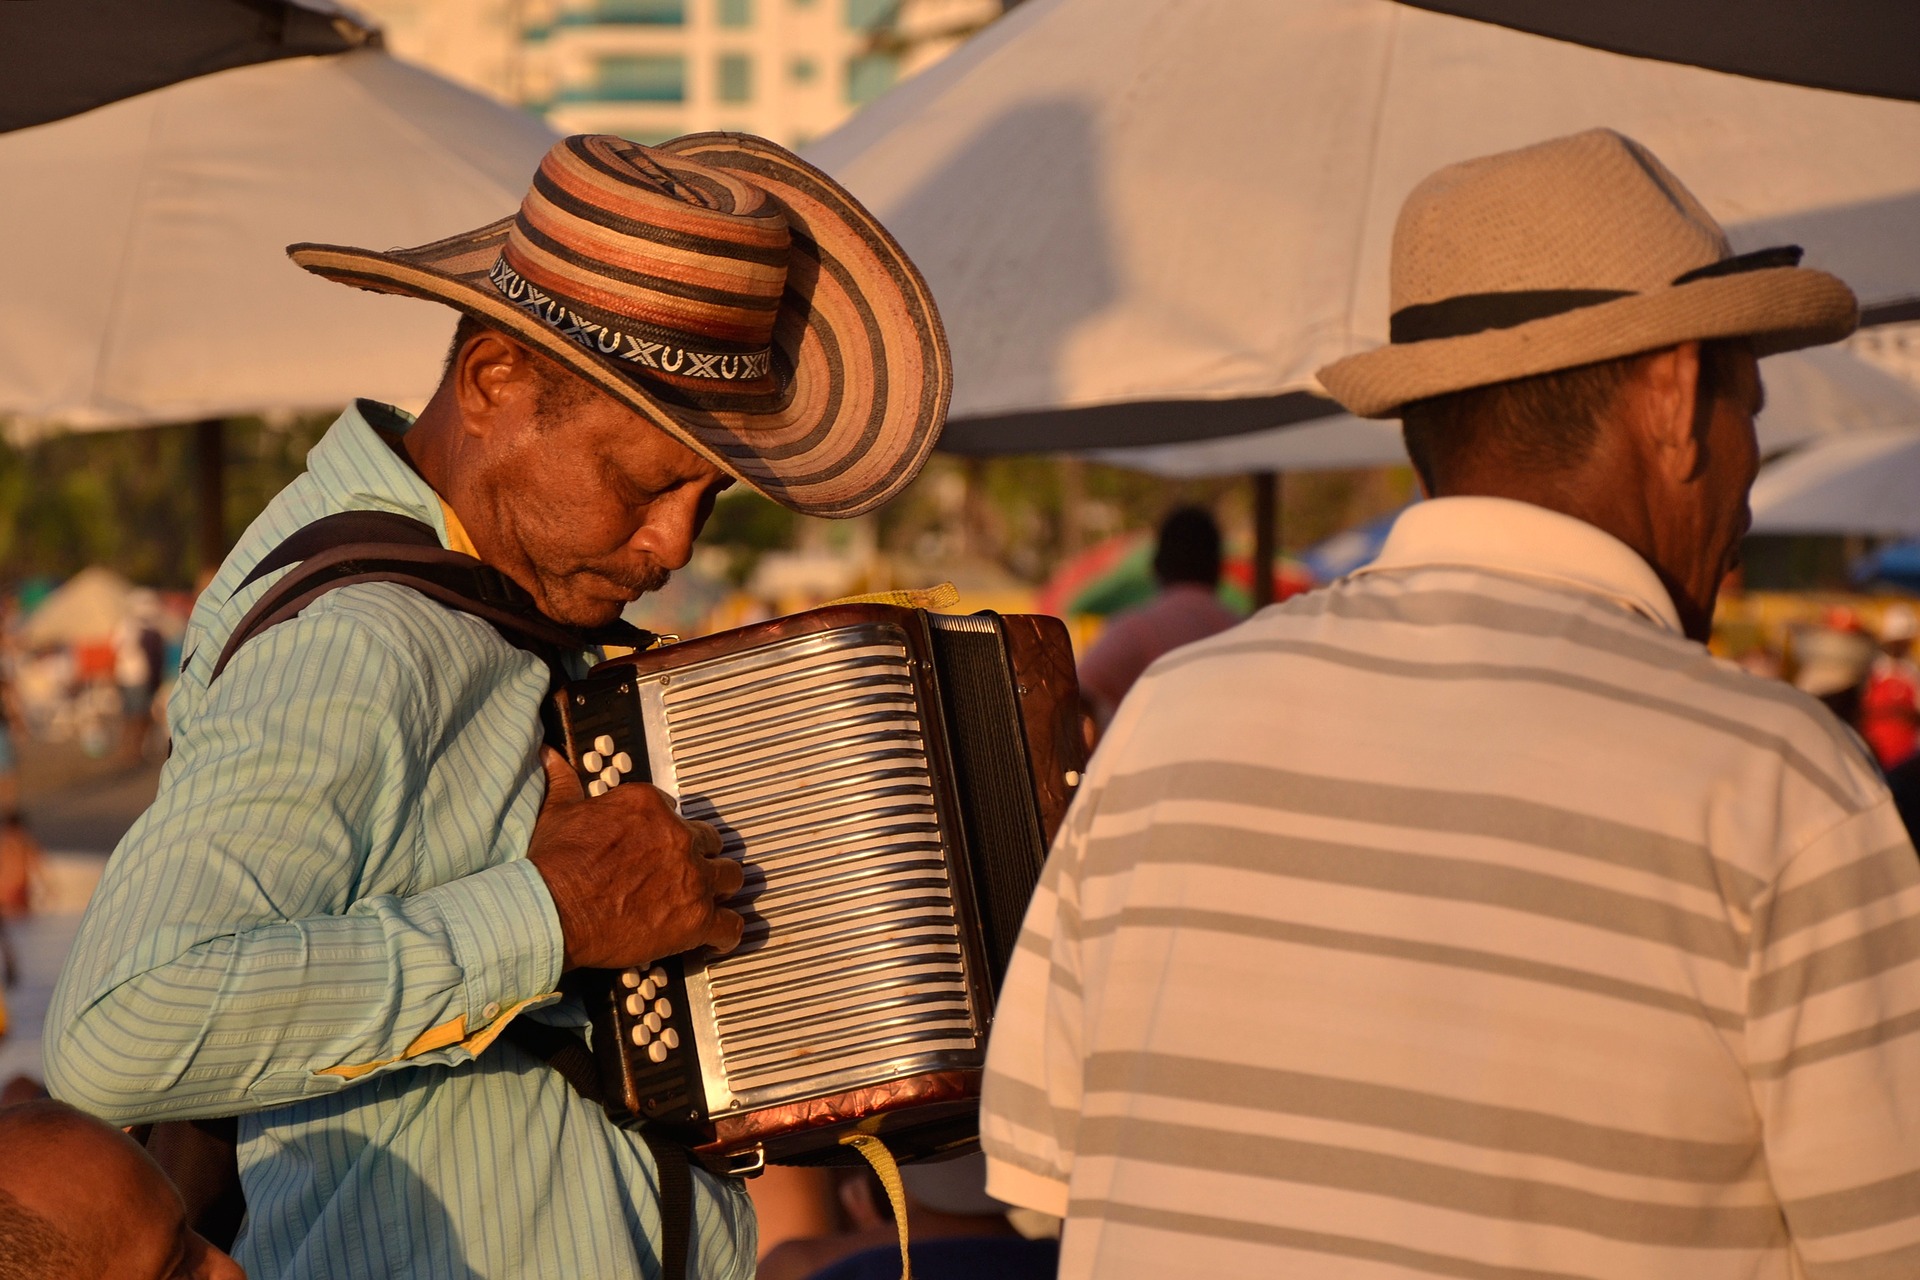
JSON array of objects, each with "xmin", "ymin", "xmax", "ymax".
[{"xmin": 208, "ymin": 510, "xmax": 653, "ymax": 686}]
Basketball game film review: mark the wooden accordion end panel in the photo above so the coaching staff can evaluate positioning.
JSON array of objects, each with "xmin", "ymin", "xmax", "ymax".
[{"xmin": 548, "ymin": 604, "xmax": 1088, "ymax": 1169}]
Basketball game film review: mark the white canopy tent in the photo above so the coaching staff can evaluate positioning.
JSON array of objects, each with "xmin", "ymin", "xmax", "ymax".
[
  {"xmin": 0, "ymin": 48, "xmax": 557, "ymax": 433},
  {"xmin": 1080, "ymin": 344, "xmax": 1920, "ymax": 477},
  {"xmin": 805, "ymin": 0, "xmax": 1920, "ymax": 454},
  {"xmin": 1750, "ymin": 430, "xmax": 1920, "ymax": 538}
]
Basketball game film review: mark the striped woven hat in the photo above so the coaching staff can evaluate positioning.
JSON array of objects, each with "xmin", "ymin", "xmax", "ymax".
[{"xmin": 290, "ymin": 133, "xmax": 950, "ymax": 518}]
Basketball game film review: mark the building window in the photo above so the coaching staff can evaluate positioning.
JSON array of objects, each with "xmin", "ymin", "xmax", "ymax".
[
  {"xmin": 716, "ymin": 53, "xmax": 753, "ymax": 103},
  {"xmin": 594, "ymin": 54, "xmax": 688, "ymax": 101},
  {"xmin": 846, "ymin": 53, "xmax": 895, "ymax": 103},
  {"xmin": 717, "ymin": 0, "xmax": 752, "ymax": 25},
  {"xmin": 845, "ymin": 0, "xmax": 891, "ymax": 28},
  {"xmin": 789, "ymin": 56, "xmax": 817, "ymax": 84},
  {"xmin": 590, "ymin": 0, "xmax": 686, "ymax": 23}
]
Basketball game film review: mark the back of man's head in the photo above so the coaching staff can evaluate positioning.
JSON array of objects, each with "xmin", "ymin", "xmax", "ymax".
[
  {"xmin": 0, "ymin": 1184, "xmax": 76, "ymax": 1280},
  {"xmin": 1398, "ymin": 340, "xmax": 1748, "ymax": 496},
  {"xmin": 1153, "ymin": 506, "xmax": 1223, "ymax": 588},
  {"xmin": 0, "ymin": 1103, "xmax": 89, "ymax": 1279},
  {"xmin": 0, "ymin": 1099, "xmax": 243, "ymax": 1280}
]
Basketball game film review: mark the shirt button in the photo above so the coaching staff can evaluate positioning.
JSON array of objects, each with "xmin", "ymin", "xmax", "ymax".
[{"xmin": 481, "ymin": 1001, "xmax": 502, "ymax": 1021}]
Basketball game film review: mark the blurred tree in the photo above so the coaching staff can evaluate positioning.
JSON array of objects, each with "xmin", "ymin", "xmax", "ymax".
[{"xmin": 0, "ymin": 414, "xmax": 330, "ymax": 590}]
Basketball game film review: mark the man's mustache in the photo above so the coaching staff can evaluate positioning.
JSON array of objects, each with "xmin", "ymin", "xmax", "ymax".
[{"xmin": 608, "ymin": 564, "xmax": 671, "ymax": 597}]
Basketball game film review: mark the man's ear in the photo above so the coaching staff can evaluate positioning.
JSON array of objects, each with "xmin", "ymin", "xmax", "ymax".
[
  {"xmin": 1635, "ymin": 341, "xmax": 1706, "ymax": 484},
  {"xmin": 452, "ymin": 331, "xmax": 542, "ymax": 438}
]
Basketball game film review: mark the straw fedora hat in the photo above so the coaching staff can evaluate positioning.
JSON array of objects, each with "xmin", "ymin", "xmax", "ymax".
[
  {"xmin": 1317, "ymin": 128, "xmax": 1858, "ymax": 419},
  {"xmin": 290, "ymin": 132, "xmax": 949, "ymax": 518}
]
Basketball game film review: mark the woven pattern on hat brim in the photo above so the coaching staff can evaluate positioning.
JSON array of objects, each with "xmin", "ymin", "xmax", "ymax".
[
  {"xmin": 291, "ymin": 233, "xmax": 827, "ymax": 503},
  {"xmin": 289, "ymin": 138, "xmax": 950, "ymax": 519},
  {"xmin": 1318, "ymin": 267, "xmax": 1858, "ymax": 419}
]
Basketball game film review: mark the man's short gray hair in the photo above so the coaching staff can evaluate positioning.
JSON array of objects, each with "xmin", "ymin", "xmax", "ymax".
[{"xmin": 0, "ymin": 1186, "xmax": 75, "ymax": 1280}]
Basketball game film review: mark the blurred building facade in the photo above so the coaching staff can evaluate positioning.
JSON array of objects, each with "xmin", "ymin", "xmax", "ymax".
[{"xmin": 353, "ymin": 0, "xmax": 1012, "ymax": 149}]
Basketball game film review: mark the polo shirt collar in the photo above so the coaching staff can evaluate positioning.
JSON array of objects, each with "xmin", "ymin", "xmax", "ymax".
[{"xmin": 1356, "ymin": 496, "xmax": 1685, "ymax": 635}]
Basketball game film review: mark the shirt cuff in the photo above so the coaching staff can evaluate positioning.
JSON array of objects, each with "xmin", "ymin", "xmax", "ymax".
[{"xmin": 418, "ymin": 858, "xmax": 564, "ymax": 1027}]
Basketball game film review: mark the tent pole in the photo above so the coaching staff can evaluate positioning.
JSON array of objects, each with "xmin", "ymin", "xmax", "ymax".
[
  {"xmin": 1252, "ymin": 469, "xmax": 1279, "ymax": 608},
  {"xmin": 194, "ymin": 418, "xmax": 226, "ymax": 576}
]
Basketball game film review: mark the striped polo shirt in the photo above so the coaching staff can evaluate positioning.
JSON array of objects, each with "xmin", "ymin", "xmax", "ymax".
[{"xmin": 980, "ymin": 496, "xmax": 1920, "ymax": 1279}]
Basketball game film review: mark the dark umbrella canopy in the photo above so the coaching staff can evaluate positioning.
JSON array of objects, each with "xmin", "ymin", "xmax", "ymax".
[
  {"xmin": 1395, "ymin": 0, "xmax": 1920, "ymax": 105},
  {"xmin": 0, "ymin": 0, "xmax": 376, "ymax": 134}
]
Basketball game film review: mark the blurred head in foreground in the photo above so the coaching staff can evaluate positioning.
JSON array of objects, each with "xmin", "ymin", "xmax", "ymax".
[
  {"xmin": 0, "ymin": 1099, "xmax": 243, "ymax": 1280},
  {"xmin": 1318, "ymin": 128, "xmax": 1857, "ymax": 643}
]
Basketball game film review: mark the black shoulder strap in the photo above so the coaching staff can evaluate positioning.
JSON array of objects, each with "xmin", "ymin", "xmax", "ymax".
[{"xmin": 209, "ymin": 511, "xmax": 653, "ymax": 686}]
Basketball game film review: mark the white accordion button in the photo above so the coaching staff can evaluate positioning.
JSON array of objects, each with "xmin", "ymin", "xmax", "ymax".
[
  {"xmin": 630, "ymin": 1024, "xmax": 650, "ymax": 1046},
  {"xmin": 661, "ymin": 1028, "xmax": 680, "ymax": 1050},
  {"xmin": 593, "ymin": 734, "xmax": 616, "ymax": 755},
  {"xmin": 612, "ymin": 752, "xmax": 633, "ymax": 774},
  {"xmin": 638, "ymin": 978, "xmax": 657, "ymax": 1001},
  {"xmin": 600, "ymin": 766, "xmax": 621, "ymax": 788},
  {"xmin": 587, "ymin": 779, "xmax": 607, "ymax": 798},
  {"xmin": 648, "ymin": 966, "xmax": 669, "ymax": 987},
  {"xmin": 647, "ymin": 1040, "xmax": 668, "ymax": 1063},
  {"xmin": 582, "ymin": 750, "xmax": 604, "ymax": 772},
  {"xmin": 620, "ymin": 969, "xmax": 642, "ymax": 989},
  {"xmin": 625, "ymin": 993, "xmax": 645, "ymax": 1016},
  {"xmin": 644, "ymin": 1012, "xmax": 663, "ymax": 1033},
  {"xmin": 653, "ymin": 997, "xmax": 672, "ymax": 1019},
  {"xmin": 1064, "ymin": 769, "xmax": 1082, "ymax": 787}
]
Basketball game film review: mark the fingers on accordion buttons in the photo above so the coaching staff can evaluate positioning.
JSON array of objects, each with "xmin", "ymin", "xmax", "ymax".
[
  {"xmin": 593, "ymin": 734, "xmax": 616, "ymax": 755},
  {"xmin": 631, "ymin": 1024, "xmax": 651, "ymax": 1047},
  {"xmin": 583, "ymin": 750, "xmax": 604, "ymax": 772},
  {"xmin": 621, "ymin": 969, "xmax": 642, "ymax": 988},
  {"xmin": 647, "ymin": 1040, "xmax": 668, "ymax": 1063},
  {"xmin": 661, "ymin": 1028, "xmax": 680, "ymax": 1050},
  {"xmin": 588, "ymin": 779, "xmax": 607, "ymax": 798},
  {"xmin": 612, "ymin": 751, "xmax": 633, "ymax": 774}
]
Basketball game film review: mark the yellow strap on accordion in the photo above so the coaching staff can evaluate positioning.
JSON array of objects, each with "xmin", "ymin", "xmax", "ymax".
[
  {"xmin": 839, "ymin": 1132, "xmax": 912, "ymax": 1280},
  {"xmin": 824, "ymin": 582, "xmax": 960, "ymax": 611}
]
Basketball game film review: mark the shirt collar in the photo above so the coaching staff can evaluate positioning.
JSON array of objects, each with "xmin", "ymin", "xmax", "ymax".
[
  {"xmin": 1354, "ymin": 496, "xmax": 1685, "ymax": 635},
  {"xmin": 306, "ymin": 398, "xmax": 460, "ymax": 552}
]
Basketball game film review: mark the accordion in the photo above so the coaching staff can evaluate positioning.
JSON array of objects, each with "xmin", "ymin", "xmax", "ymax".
[{"xmin": 548, "ymin": 603, "xmax": 1087, "ymax": 1170}]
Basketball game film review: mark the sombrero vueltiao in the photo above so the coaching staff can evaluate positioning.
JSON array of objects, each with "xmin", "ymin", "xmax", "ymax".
[
  {"xmin": 290, "ymin": 132, "xmax": 949, "ymax": 518},
  {"xmin": 1317, "ymin": 129, "xmax": 1858, "ymax": 419}
]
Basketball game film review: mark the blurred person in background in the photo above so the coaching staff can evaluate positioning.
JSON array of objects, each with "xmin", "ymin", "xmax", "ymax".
[
  {"xmin": 981, "ymin": 130, "xmax": 1920, "ymax": 1279},
  {"xmin": 1790, "ymin": 618, "xmax": 1876, "ymax": 731},
  {"xmin": 759, "ymin": 1151, "xmax": 1057, "ymax": 1280},
  {"xmin": 1861, "ymin": 603, "xmax": 1920, "ymax": 770},
  {"xmin": 0, "ymin": 1098, "xmax": 243, "ymax": 1280},
  {"xmin": 1077, "ymin": 506, "xmax": 1241, "ymax": 727},
  {"xmin": 111, "ymin": 588, "xmax": 166, "ymax": 766}
]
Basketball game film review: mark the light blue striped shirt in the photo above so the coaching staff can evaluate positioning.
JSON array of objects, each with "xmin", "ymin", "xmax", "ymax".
[{"xmin": 46, "ymin": 401, "xmax": 756, "ymax": 1279}]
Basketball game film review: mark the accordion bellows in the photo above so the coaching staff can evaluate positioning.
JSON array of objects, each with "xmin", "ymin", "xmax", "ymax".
[{"xmin": 551, "ymin": 603, "xmax": 1086, "ymax": 1168}]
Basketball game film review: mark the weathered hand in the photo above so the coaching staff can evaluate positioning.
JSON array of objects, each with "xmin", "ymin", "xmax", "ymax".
[{"xmin": 528, "ymin": 747, "xmax": 745, "ymax": 972}]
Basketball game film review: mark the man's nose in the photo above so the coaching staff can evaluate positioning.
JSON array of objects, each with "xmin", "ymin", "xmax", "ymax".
[{"xmin": 627, "ymin": 504, "xmax": 699, "ymax": 571}]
